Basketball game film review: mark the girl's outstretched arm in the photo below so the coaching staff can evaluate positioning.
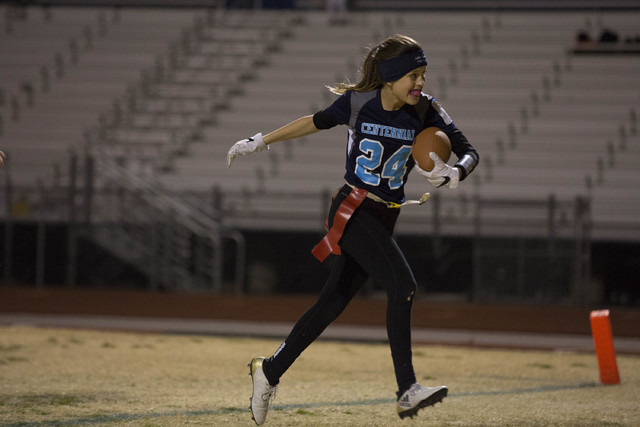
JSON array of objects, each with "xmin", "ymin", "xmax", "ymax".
[
  {"xmin": 227, "ymin": 115, "xmax": 319, "ymax": 167},
  {"xmin": 263, "ymin": 115, "xmax": 319, "ymax": 145}
]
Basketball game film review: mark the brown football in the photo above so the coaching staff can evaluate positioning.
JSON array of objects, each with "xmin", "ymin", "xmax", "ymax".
[{"xmin": 412, "ymin": 127, "xmax": 452, "ymax": 171}]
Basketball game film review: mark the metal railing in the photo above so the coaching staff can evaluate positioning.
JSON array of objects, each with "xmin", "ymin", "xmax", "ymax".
[
  {"xmin": 0, "ymin": 150, "xmax": 246, "ymax": 293},
  {"xmin": 0, "ymin": 159, "xmax": 593, "ymax": 303},
  {"xmin": 211, "ymin": 188, "xmax": 592, "ymax": 304}
]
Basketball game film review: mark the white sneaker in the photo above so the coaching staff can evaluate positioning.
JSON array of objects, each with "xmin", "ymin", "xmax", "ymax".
[
  {"xmin": 248, "ymin": 357, "xmax": 278, "ymax": 426},
  {"xmin": 396, "ymin": 383, "xmax": 447, "ymax": 419}
]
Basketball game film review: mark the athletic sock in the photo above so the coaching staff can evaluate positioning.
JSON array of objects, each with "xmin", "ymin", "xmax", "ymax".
[
  {"xmin": 262, "ymin": 358, "xmax": 279, "ymax": 386},
  {"xmin": 396, "ymin": 381, "xmax": 413, "ymax": 399}
]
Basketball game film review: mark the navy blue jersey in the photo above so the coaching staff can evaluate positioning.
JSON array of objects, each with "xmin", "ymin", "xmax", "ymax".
[{"xmin": 314, "ymin": 89, "xmax": 459, "ymax": 204}]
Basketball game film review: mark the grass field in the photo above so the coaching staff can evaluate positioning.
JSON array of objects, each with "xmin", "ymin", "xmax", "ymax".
[{"xmin": 1, "ymin": 325, "xmax": 639, "ymax": 426}]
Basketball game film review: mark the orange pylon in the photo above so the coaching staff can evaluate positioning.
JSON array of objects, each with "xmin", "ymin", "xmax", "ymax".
[{"xmin": 590, "ymin": 310, "xmax": 621, "ymax": 385}]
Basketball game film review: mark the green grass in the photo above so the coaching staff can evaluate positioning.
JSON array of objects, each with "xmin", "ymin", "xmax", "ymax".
[{"xmin": 0, "ymin": 325, "xmax": 638, "ymax": 426}]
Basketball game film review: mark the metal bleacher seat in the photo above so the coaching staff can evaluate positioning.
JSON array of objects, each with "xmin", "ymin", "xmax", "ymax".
[
  {"xmin": 3, "ymin": 7, "xmax": 637, "ymax": 240},
  {"xmin": 159, "ymin": 11, "xmax": 368, "ymax": 197},
  {"xmin": 0, "ymin": 6, "xmax": 200, "ymax": 187}
]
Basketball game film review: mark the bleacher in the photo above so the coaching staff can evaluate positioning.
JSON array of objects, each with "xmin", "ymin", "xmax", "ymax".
[
  {"xmin": 1, "ymin": 6, "xmax": 639, "ymax": 241},
  {"xmin": 0, "ymin": 5, "xmax": 200, "ymax": 185}
]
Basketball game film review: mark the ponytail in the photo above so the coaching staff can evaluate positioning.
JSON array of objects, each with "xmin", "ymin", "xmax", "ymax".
[{"xmin": 328, "ymin": 34, "xmax": 423, "ymax": 95}]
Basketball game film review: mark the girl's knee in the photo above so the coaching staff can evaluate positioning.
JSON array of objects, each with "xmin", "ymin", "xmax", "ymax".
[
  {"xmin": 392, "ymin": 276, "xmax": 417, "ymax": 303},
  {"xmin": 406, "ymin": 282, "xmax": 417, "ymax": 302}
]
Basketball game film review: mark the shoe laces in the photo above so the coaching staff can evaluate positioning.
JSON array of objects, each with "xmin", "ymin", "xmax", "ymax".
[
  {"xmin": 408, "ymin": 383, "xmax": 424, "ymax": 396},
  {"xmin": 262, "ymin": 384, "xmax": 278, "ymax": 406}
]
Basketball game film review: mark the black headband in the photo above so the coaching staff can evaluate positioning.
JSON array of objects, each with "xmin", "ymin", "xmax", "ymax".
[{"xmin": 377, "ymin": 50, "xmax": 427, "ymax": 82}]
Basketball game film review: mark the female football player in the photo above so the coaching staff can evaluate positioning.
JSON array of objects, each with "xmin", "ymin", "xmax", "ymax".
[{"xmin": 227, "ymin": 34, "xmax": 479, "ymax": 425}]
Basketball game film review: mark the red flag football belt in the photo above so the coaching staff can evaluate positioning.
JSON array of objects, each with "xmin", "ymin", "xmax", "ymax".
[{"xmin": 311, "ymin": 186, "xmax": 368, "ymax": 262}]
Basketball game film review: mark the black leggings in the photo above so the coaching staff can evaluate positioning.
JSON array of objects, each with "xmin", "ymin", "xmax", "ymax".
[{"xmin": 265, "ymin": 186, "xmax": 418, "ymax": 394}]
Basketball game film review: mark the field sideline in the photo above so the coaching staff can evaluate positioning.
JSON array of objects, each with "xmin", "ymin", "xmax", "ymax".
[{"xmin": 1, "ymin": 325, "xmax": 639, "ymax": 426}]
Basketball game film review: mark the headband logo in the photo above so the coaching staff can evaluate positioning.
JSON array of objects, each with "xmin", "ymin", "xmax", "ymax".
[{"xmin": 378, "ymin": 50, "xmax": 427, "ymax": 82}]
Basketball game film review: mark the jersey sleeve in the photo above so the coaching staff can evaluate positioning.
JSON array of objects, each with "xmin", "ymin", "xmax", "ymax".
[
  {"xmin": 421, "ymin": 95, "xmax": 458, "ymax": 135},
  {"xmin": 449, "ymin": 130, "xmax": 479, "ymax": 181},
  {"xmin": 312, "ymin": 91, "xmax": 352, "ymax": 130},
  {"xmin": 419, "ymin": 95, "xmax": 479, "ymax": 181}
]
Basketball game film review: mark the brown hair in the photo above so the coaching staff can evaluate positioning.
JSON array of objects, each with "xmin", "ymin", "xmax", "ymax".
[{"xmin": 329, "ymin": 34, "xmax": 423, "ymax": 95}]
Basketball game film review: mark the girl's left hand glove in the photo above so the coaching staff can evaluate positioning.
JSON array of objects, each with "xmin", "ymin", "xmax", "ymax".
[
  {"xmin": 414, "ymin": 152, "xmax": 460, "ymax": 189},
  {"xmin": 226, "ymin": 133, "xmax": 268, "ymax": 167}
]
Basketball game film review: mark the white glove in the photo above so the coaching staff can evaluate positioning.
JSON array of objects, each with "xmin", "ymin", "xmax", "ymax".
[
  {"xmin": 226, "ymin": 132, "xmax": 268, "ymax": 167},
  {"xmin": 414, "ymin": 152, "xmax": 460, "ymax": 189}
]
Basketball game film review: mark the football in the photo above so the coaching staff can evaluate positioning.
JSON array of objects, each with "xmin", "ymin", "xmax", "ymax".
[{"xmin": 411, "ymin": 127, "xmax": 452, "ymax": 171}]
